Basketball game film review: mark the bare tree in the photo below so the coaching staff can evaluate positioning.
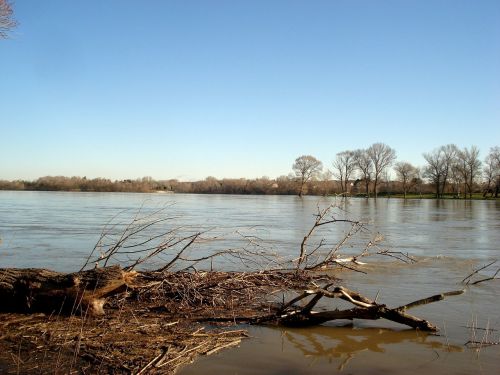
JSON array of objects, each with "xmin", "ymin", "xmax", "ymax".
[
  {"xmin": 367, "ymin": 143, "xmax": 396, "ymax": 198},
  {"xmin": 456, "ymin": 146, "xmax": 482, "ymax": 199},
  {"xmin": 423, "ymin": 144, "xmax": 458, "ymax": 198},
  {"xmin": 440, "ymin": 144, "xmax": 459, "ymax": 197},
  {"xmin": 0, "ymin": 0, "xmax": 16, "ymax": 39},
  {"xmin": 484, "ymin": 146, "xmax": 500, "ymax": 198},
  {"xmin": 354, "ymin": 149, "xmax": 372, "ymax": 197},
  {"xmin": 292, "ymin": 155, "xmax": 323, "ymax": 197},
  {"xmin": 332, "ymin": 151, "xmax": 356, "ymax": 196},
  {"xmin": 394, "ymin": 161, "xmax": 418, "ymax": 199},
  {"xmin": 423, "ymin": 148, "xmax": 445, "ymax": 198}
]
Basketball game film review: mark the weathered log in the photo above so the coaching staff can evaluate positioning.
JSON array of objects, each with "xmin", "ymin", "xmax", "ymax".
[
  {"xmin": 272, "ymin": 286, "xmax": 465, "ymax": 332},
  {"xmin": 0, "ymin": 266, "xmax": 135, "ymax": 315}
]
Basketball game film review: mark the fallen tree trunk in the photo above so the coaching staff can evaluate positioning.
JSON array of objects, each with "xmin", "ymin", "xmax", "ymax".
[
  {"xmin": 0, "ymin": 266, "xmax": 135, "ymax": 315},
  {"xmin": 0, "ymin": 264, "xmax": 464, "ymax": 331},
  {"xmin": 265, "ymin": 286, "xmax": 464, "ymax": 332}
]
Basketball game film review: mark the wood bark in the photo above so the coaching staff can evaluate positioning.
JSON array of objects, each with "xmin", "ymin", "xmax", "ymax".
[
  {"xmin": 271, "ymin": 286, "xmax": 464, "ymax": 332},
  {"xmin": 0, "ymin": 266, "xmax": 135, "ymax": 315}
]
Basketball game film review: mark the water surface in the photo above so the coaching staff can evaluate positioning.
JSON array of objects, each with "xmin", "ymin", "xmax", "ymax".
[{"xmin": 0, "ymin": 191, "xmax": 499, "ymax": 374}]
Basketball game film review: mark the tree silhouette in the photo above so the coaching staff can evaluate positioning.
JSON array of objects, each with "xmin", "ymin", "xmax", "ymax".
[{"xmin": 292, "ymin": 155, "xmax": 323, "ymax": 197}]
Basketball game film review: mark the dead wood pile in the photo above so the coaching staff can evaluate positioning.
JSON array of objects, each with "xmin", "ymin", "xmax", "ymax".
[
  {"xmin": 0, "ymin": 268, "xmax": 325, "ymax": 374},
  {"xmin": 0, "ymin": 265, "xmax": 466, "ymax": 374}
]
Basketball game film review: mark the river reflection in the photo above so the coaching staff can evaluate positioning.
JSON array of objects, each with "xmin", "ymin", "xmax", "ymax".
[
  {"xmin": 180, "ymin": 324, "xmax": 493, "ymax": 375},
  {"xmin": 281, "ymin": 326, "xmax": 462, "ymax": 362}
]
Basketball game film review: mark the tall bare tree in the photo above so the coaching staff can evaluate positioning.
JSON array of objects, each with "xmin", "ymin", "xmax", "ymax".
[
  {"xmin": 332, "ymin": 151, "xmax": 356, "ymax": 196},
  {"xmin": 353, "ymin": 149, "xmax": 372, "ymax": 197},
  {"xmin": 423, "ymin": 148, "xmax": 445, "ymax": 198},
  {"xmin": 456, "ymin": 146, "xmax": 482, "ymax": 199},
  {"xmin": 440, "ymin": 144, "xmax": 459, "ymax": 197},
  {"xmin": 0, "ymin": 0, "xmax": 16, "ymax": 39},
  {"xmin": 423, "ymin": 144, "xmax": 458, "ymax": 198},
  {"xmin": 367, "ymin": 143, "xmax": 396, "ymax": 198},
  {"xmin": 292, "ymin": 155, "xmax": 323, "ymax": 197},
  {"xmin": 394, "ymin": 161, "xmax": 418, "ymax": 199}
]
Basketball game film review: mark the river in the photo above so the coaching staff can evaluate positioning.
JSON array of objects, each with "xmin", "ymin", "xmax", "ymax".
[{"xmin": 0, "ymin": 191, "xmax": 499, "ymax": 373}]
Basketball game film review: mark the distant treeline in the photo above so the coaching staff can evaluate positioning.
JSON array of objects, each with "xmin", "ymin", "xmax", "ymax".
[
  {"xmin": 0, "ymin": 175, "xmax": 305, "ymax": 195},
  {"xmin": 0, "ymin": 174, "xmax": 492, "ymax": 198},
  {"xmin": 1, "ymin": 144, "xmax": 498, "ymax": 198}
]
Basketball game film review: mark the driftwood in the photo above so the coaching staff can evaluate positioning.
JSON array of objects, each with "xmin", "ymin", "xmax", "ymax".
[
  {"xmin": 0, "ymin": 263, "xmax": 463, "ymax": 331},
  {"xmin": 251, "ymin": 285, "xmax": 465, "ymax": 332},
  {"xmin": 0, "ymin": 266, "xmax": 136, "ymax": 315}
]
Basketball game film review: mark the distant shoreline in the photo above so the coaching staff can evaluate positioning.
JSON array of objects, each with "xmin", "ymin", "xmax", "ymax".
[
  {"xmin": 1, "ymin": 175, "xmax": 497, "ymax": 199},
  {"xmin": 0, "ymin": 188, "xmax": 497, "ymax": 201}
]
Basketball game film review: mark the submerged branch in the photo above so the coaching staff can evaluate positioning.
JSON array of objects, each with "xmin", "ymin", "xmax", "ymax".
[{"xmin": 462, "ymin": 260, "xmax": 500, "ymax": 286}]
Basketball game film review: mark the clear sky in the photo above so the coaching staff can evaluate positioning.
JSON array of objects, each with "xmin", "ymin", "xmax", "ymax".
[{"xmin": 1, "ymin": 0, "xmax": 499, "ymax": 181}]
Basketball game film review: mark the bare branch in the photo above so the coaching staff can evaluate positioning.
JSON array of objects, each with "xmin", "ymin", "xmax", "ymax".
[
  {"xmin": 396, "ymin": 290, "xmax": 465, "ymax": 311},
  {"xmin": 462, "ymin": 260, "xmax": 497, "ymax": 285},
  {"xmin": 0, "ymin": 0, "xmax": 17, "ymax": 39}
]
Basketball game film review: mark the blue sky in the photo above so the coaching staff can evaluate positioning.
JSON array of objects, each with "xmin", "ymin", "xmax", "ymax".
[{"xmin": 1, "ymin": 0, "xmax": 499, "ymax": 181}]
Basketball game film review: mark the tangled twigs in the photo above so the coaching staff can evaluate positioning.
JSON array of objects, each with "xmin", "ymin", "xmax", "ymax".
[
  {"xmin": 296, "ymin": 205, "xmax": 364, "ymax": 271},
  {"xmin": 0, "ymin": 268, "xmax": 333, "ymax": 373},
  {"xmin": 293, "ymin": 204, "xmax": 416, "ymax": 273},
  {"xmin": 80, "ymin": 205, "xmax": 188, "ymax": 271},
  {"xmin": 131, "ymin": 269, "xmax": 333, "ymax": 318}
]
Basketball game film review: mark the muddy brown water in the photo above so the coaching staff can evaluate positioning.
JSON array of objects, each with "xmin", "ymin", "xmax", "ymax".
[{"xmin": 1, "ymin": 191, "xmax": 499, "ymax": 373}]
